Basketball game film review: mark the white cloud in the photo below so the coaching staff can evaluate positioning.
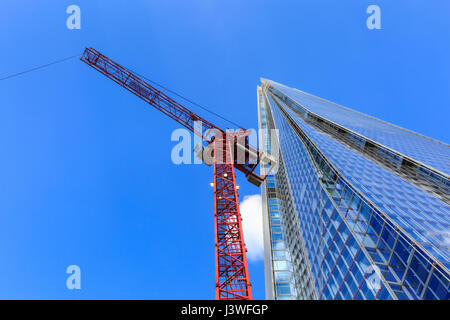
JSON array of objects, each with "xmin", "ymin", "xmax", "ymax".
[{"xmin": 240, "ymin": 194, "xmax": 264, "ymax": 261}]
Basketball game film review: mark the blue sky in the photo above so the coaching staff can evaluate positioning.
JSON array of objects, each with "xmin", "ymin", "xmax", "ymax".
[{"xmin": 0, "ymin": 1, "xmax": 449, "ymax": 299}]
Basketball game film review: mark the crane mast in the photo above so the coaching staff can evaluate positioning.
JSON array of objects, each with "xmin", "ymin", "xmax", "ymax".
[{"xmin": 80, "ymin": 47, "xmax": 268, "ymax": 299}]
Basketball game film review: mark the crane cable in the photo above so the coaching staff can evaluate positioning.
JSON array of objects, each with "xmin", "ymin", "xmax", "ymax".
[
  {"xmin": 128, "ymin": 68, "xmax": 246, "ymax": 130},
  {"xmin": 0, "ymin": 53, "xmax": 81, "ymax": 81},
  {"xmin": 0, "ymin": 52, "xmax": 247, "ymax": 130}
]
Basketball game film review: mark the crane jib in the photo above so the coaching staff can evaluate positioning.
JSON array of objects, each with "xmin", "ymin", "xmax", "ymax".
[{"xmin": 80, "ymin": 47, "xmax": 269, "ymax": 186}]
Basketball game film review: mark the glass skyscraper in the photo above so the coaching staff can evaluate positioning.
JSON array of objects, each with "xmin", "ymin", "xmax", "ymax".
[{"xmin": 257, "ymin": 79, "xmax": 450, "ymax": 300}]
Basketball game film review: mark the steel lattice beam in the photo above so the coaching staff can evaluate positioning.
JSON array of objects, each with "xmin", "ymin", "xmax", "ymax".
[
  {"xmin": 80, "ymin": 47, "xmax": 221, "ymax": 140},
  {"xmin": 214, "ymin": 135, "xmax": 252, "ymax": 300},
  {"xmin": 80, "ymin": 47, "xmax": 258, "ymax": 300},
  {"xmin": 80, "ymin": 47, "xmax": 265, "ymax": 185}
]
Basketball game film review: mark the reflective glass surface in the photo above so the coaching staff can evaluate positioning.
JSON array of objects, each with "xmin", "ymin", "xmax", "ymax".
[
  {"xmin": 265, "ymin": 79, "xmax": 450, "ymax": 175},
  {"xmin": 258, "ymin": 80, "xmax": 450, "ymax": 300},
  {"xmin": 280, "ymin": 99, "xmax": 450, "ymax": 267}
]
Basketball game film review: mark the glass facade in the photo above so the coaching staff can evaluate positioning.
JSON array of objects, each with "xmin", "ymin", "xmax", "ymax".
[{"xmin": 257, "ymin": 79, "xmax": 450, "ymax": 300}]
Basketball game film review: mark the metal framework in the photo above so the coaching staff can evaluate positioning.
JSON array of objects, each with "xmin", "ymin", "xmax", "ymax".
[
  {"xmin": 81, "ymin": 47, "xmax": 259, "ymax": 300},
  {"xmin": 214, "ymin": 134, "xmax": 252, "ymax": 300}
]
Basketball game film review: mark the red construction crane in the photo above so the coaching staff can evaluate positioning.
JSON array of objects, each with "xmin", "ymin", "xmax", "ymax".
[{"xmin": 80, "ymin": 47, "xmax": 273, "ymax": 300}]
